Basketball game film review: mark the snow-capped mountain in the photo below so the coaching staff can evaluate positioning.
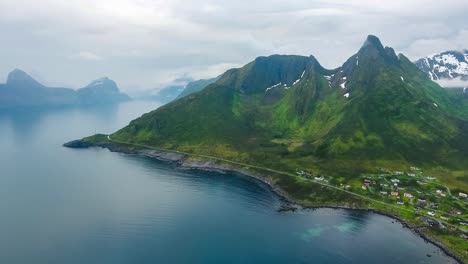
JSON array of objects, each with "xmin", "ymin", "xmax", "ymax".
[{"xmin": 415, "ymin": 50, "xmax": 468, "ymax": 82}]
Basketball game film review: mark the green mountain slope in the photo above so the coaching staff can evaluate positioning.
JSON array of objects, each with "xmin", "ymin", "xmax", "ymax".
[{"xmin": 110, "ymin": 36, "xmax": 468, "ymax": 176}]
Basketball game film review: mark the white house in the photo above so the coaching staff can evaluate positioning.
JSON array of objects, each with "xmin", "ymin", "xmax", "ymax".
[
  {"xmin": 459, "ymin": 192, "xmax": 467, "ymax": 198},
  {"xmin": 404, "ymin": 193, "xmax": 413, "ymax": 198}
]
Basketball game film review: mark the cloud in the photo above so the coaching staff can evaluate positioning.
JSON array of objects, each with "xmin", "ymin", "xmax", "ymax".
[
  {"xmin": 401, "ymin": 30, "xmax": 468, "ymax": 60},
  {"xmin": 436, "ymin": 78, "xmax": 468, "ymax": 88},
  {"xmin": 71, "ymin": 51, "xmax": 104, "ymax": 61},
  {"xmin": 0, "ymin": 0, "xmax": 466, "ymax": 91}
]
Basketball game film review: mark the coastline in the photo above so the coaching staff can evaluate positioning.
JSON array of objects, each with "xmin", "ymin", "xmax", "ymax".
[{"xmin": 64, "ymin": 139, "xmax": 465, "ymax": 264}]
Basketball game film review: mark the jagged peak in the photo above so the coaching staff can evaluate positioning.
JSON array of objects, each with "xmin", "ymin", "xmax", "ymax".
[
  {"xmin": 356, "ymin": 35, "xmax": 398, "ymax": 64},
  {"xmin": 361, "ymin": 35, "xmax": 385, "ymax": 50}
]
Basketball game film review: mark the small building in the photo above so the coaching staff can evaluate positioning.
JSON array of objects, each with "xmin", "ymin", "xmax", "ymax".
[
  {"xmin": 364, "ymin": 179, "xmax": 371, "ymax": 184},
  {"xmin": 391, "ymin": 191, "xmax": 399, "ymax": 196},
  {"xmin": 417, "ymin": 199, "xmax": 426, "ymax": 206},
  {"xmin": 459, "ymin": 192, "xmax": 467, "ymax": 198},
  {"xmin": 362, "ymin": 185, "xmax": 367, "ymax": 191},
  {"xmin": 427, "ymin": 211, "xmax": 436, "ymax": 217},
  {"xmin": 395, "ymin": 171, "xmax": 403, "ymax": 175},
  {"xmin": 408, "ymin": 173, "xmax": 416, "ymax": 177},
  {"xmin": 391, "ymin": 179, "xmax": 400, "ymax": 183},
  {"xmin": 380, "ymin": 191, "xmax": 388, "ymax": 195},
  {"xmin": 404, "ymin": 193, "xmax": 413, "ymax": 198},
  {"xmin": 397, "ymin": 201, "xmax": 404, "ymax": 205},
  {"xmin": 436, "ymin": 189, "xmax": 442, "ymax": 194}
]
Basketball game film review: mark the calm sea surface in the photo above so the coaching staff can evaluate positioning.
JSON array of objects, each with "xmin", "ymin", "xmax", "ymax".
[{"xmin": 0, "ymin": 101, "xmax": 457, "ymax": 263}]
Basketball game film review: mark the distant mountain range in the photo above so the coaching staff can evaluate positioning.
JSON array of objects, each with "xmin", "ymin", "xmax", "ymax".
[
  {"xmin": 86, "ymin": 35, "xmax": 468, "ymax": 176},
  {"xmin": 0, "ymin": 69, "xmax": 130, "ymax": 108},
  {"xmin": 415, "ymin": 50, "xmax": 468, "ymax": 88},
  {"xmin": 142, "ymin": 76, "xmax": 218, "ymax": 103},
  {"xmin": 175, "ymin": 77, "xmax": 219, "ymax": 100}
]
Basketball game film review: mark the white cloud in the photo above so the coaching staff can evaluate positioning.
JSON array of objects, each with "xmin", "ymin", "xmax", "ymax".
[
  {"xmin": 402, "ymin": 30, "xmax": 468, "ymax": 60},
  {"xmin": 0, "ymin": 0, "xmax": 466, "ymax": 90},
  {"xmin": 436, "ymin": 78, "xmax": 468, "ymax": 88},
  {"xmin": 71, "ymin": 51, "xmax": 104, "ymax": 61}
]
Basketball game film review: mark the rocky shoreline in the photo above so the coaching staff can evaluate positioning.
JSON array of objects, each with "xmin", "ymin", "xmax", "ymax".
[{"xmin": 64, "ymin": 139, "xmax": 465, "ymax": 264}]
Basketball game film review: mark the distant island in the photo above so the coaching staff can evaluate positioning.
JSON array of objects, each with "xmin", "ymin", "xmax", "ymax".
[
  {"xmin": 0, "ymin": 69, "xmax": 130, "ymax": 108},
  {"xmin": 66, "ymin": 35, "xmax": 468, "ymax": 262}
]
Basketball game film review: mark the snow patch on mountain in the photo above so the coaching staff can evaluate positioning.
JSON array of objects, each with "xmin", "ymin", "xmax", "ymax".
[
  {"xmin": 340, "ymin": 82, "xmax": 347, "ymax": 89},
  {"xmin": 265, "ymin": 82, "xmax": 282, "ymax": 92},
  {"xmin": 415, "ymin": 51, "xmax": 468, "ymax": 86}
]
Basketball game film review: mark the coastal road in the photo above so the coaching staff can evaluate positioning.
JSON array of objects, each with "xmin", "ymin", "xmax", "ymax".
[{"xmin": 106, "ymin": 135, "xmax": 465, "ymax": 230}]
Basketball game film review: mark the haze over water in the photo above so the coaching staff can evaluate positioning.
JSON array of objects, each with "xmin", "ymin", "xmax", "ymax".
[{"xmin": 0, "ymin": 101, "xmax": 456, "ymax": 263}]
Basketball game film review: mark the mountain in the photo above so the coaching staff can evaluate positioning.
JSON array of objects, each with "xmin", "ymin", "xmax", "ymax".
[
  {"xmin": 0, "ymin": 69, "xmax": 78, "ymax": 107},
  {"xmin": 175, "ymin": 77, "xmax": 219, "ymax": 99},
  {"xmin": 82, "ymin": 36, "xmax": 468, "ymax": 176},
  {"xmin": 142, "ymin": 76, "xmax": 219, "ymax": 103},
  {"xmin": 0, "ymin": 69, "xmax": 130, "ymax": 108},
  {"xmin": 77, "ymin": 77, "xmax": 130, "ymax": 105},
  {"xmin": 143, "ymin": 76, "xmax": 218, "ymax": 103},
  {"xmin": 153, "ymin": 84, "xmax": 186, "ymax": 103},
  {"xmin": 142, "ymin": 76, "xmax": 194, "ymax": 103},
  {"xmin": 415, "ymin": 50, "xmax": 468, "ymax": 83}
]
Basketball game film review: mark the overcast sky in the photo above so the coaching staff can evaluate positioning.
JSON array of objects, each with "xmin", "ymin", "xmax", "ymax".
[{"xmin": 0, "ymin": 0, "xmax": 467, "ymax": 94}]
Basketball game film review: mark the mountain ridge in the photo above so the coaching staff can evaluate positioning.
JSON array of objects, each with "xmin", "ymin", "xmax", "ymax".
[
  {"xmin": 415, "ymin": 50, "xmax": 468, "ymax": 83},
  {"xmin": 99, "ymin": 35, "xmax": 468, "ymax": 176},
  {"xmin": 176, "ymin": 77, "xmax": 219, "ymax": 99},
  {"xmin": 0, "ymin": 69, "xmax": 130, "ymax": 107}
]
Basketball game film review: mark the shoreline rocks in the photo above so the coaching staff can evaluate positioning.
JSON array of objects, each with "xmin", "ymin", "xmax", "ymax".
[{"xmin": 63, "ymin": 139, "xmax": 464, "ymax": 264}]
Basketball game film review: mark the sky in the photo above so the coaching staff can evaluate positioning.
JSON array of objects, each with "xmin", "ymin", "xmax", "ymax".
[{"xmin": 0, "ymin": 0, "xmax": 467, "ymax": 94}]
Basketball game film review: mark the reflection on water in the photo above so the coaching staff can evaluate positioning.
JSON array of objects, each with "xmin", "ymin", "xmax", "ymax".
[
  {"xmin": 0, "ymin": 101, "xmax": 457, "ymax": 264},
  {"xmin": 0, "ymin": 104, "xmax": 119, "ymax": 141},
  {"xmin": 300, "ymin": 225, "xmax": 326, "ymax": 241}
]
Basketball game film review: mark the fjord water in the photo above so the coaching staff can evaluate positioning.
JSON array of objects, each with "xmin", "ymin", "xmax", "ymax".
[{"xmin": 0, "ymin": 101, "xmax": 456, "ymax": 264}]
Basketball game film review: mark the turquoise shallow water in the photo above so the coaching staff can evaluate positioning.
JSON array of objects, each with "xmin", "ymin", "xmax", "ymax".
[{"xmin": 0, "ymin": 101, "xmax": 457, "ymax": 263}]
